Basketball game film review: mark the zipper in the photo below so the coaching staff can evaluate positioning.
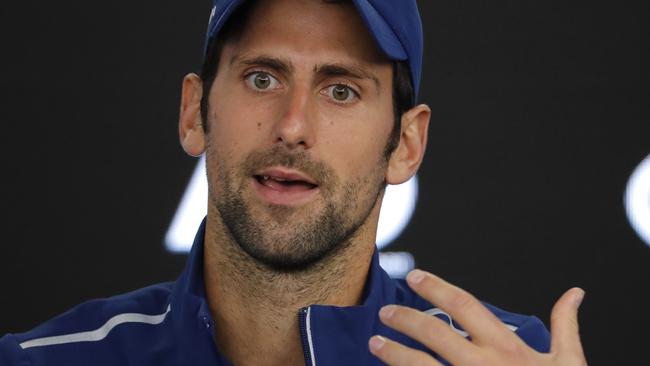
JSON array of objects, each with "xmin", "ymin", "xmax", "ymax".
[{"xmin": 299, "ymin": 307, "xmax": 316, "ymax": 366}]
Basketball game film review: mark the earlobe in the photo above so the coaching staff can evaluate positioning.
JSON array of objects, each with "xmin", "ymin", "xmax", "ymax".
[
  {"xmin": 385, "ymin": 104, "xmax": 431, "ymax": 185},
  {"xmin": 179, "ymin": 73, "xmax": 207, "ymax": 157}
]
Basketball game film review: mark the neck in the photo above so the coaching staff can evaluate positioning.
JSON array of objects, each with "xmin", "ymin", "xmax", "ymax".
[{"xmin": 202, "ymin": 208, "xmax": 377, "ymax": 366}]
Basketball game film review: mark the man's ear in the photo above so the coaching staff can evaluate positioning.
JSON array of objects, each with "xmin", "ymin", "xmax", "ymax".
[
  {"xmin": 179, "ymin": 73, "xmax": 206, "ymax": 157},
  {"xmin": 386, "ymin": 104, "xmax": 431, "ymax": 185}
]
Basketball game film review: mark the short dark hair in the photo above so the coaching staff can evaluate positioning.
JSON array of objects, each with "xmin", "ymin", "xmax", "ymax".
[{"xmin": 199, "ymin": 1, "xmax": 415, "ymax": 158}]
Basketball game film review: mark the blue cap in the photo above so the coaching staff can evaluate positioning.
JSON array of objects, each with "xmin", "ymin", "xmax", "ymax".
[{"xmin": 204, "ymin": 0, "xmax": 423, "ymax": 101}]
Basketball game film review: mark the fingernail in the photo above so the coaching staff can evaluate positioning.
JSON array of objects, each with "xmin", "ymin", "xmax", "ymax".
[
  {"xmin": 379, "ymin": 305, "xmax": 396, "ymax": 320},
  {"xmin": 408, "ymin": 269, "xmax": 425, "ymax": 284},
  {"xmin": 574, "ymin": 288, "xmax": 585, "ymax": 308},
  {"xmin": 369, "ymin": 336, "xmax": 386, "ymax": 352}
]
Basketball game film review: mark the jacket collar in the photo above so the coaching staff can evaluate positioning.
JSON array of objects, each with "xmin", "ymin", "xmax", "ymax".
[
  {"xmin": 305, "ymin": 245, "xmax": 424, "ymax": 365},
  {"xmin": 168, "ymin": 219, "xmax": 230, "ymax": 365},
  {"xmin": 169, "ymin": 218, "xmax": 413, "ymax": 366}
]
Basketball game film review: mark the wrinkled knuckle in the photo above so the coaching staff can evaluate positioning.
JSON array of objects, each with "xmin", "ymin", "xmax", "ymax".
[
  {"xmin": 502, "ymin": 341, "xmax": 528, "ymax": 359},
  {"xmin": 488, "ymin": 343, "xmax": 532, "ymax": 365},
  {"xmin": 552, "ymin": 311, "xmax": 579, "ymax": 330},
  {"xmin": 448, "ymin": 291, "xmax": 477, "ymax": 312},
  {"xmin": 413, "ymin": 314, "xmax": 435, "ymax": 335}
]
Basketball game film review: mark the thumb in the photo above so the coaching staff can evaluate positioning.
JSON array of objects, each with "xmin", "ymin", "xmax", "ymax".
[{"xmin": 550, "ymin": 288, "xmax": 586, "ymax": 361}]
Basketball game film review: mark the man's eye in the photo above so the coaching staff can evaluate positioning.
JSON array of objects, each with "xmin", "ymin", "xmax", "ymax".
[
  {"xmin": 324, "ymin": 84, "xmax": 358, "ymax": 103},
  {"xmin": 245, "ymin": 72, "xmax": 280, "ymax": 91}
]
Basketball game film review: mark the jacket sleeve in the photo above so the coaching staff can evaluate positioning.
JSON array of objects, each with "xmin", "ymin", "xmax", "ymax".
[
  {"xmin": 514, "ymin": 315, "xmax": 551, "ymax": 353},
  {"xmin": 0, "ymin": 334, "xmax": 32, "ymax": 366}
]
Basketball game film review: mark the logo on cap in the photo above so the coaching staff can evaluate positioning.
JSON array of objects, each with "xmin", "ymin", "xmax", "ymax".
[{"xmin": 208, "ymin": 6, "xmax": 217, "ymax": 28}]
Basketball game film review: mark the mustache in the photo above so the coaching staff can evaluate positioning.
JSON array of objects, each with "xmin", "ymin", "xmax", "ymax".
[{"xmin": 242, "ymin": 146, "xmax": 338, "ymax": 189}]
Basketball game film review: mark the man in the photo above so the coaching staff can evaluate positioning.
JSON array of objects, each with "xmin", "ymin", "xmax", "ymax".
[{"xmin": 0, "ymin": 0, "xmax": 588, "ymax": 365}]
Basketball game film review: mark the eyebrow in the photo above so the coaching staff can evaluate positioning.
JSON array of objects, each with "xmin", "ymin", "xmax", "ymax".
[
  {"xmin": 230, "ymin": 54, "xmax": 294, "ymax": 75},
  {"xmin": 314, "ymin": 63, "xmax": 381, "ymax": 90}
]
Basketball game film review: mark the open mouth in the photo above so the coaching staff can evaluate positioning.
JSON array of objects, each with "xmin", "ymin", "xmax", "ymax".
[
  {"xmin": 254, "ymin": 175, "xmax": 318, "ymax": 192},
  {"xmin": 252, "ymin": 168, "xmax": 320, "ymax": 206}
]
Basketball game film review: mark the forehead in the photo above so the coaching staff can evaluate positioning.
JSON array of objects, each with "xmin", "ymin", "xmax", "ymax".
[{"xmin": 226, "ymin": 0, "xmax": 389, "ymax": 67}]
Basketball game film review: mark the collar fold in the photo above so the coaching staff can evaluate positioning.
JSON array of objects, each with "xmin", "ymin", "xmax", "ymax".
[{"xmin": 169, "ymin": 218, "xmax": 414, "ymax": 366}]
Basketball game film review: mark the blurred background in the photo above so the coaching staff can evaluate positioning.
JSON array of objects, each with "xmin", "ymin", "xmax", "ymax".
[{"xmin": 1, "ymin": 0, "xmax": 648, "ymax": 363}]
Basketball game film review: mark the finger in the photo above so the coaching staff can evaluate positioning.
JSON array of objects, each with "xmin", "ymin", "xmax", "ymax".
[
  {"xmin": 406, "ymin": 269, "xmax": 521, "ymax": 346},
  {"xmin": 378, "ymin": 305, "xmax": 482, "ymax": 365},
  {"xmin": 550, "ymin": 288, "xmax": 586, "ymax": 359},
  {"xmin": 369, "ymin": 335, "xmax": 443, "ymax": 366}
]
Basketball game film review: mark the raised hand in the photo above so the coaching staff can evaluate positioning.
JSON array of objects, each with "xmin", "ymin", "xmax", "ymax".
[{"xmin": 369, "ymin": 270, "xmax": 587, "ymax": 366}]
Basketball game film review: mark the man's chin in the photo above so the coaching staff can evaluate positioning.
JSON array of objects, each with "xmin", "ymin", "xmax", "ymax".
[{"xmin": 240, "ymin": 243, "xmax": 333, "ymax": 272}]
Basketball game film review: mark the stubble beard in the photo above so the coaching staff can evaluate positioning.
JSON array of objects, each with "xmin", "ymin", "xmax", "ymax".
[{"xmin": 208, "ymin": 145, "xmax": 387, "ymax": 272}]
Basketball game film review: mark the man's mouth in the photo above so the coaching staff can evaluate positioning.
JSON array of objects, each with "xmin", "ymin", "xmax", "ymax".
[
  {"xmin": 252, "ymin": 168, "xmax": 320, "ymax": 205},
  {"xmin": 255, "ymin": 175, "xmax": 318, "ymax": 192}
]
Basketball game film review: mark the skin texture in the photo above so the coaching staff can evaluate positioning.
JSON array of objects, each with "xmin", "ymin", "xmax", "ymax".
[
  {"xmin": 179, "ymin": 1, "xmax": 586, "ymax": 365},
  {"xmin": 368, "ymin": 271, "xmax": 588, "ymax": 366},
  {"xmin": 179, "ymin": 1, "xmax": 429, "ymax": 365}
]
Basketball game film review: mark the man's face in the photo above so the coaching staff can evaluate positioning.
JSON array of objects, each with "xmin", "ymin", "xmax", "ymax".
[{"xmin": 204, "ymin": 0, "xmax": 395, "ymax": 270}]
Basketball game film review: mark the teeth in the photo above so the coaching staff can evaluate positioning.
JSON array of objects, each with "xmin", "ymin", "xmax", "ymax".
[{"xmin": 261, "ymin": 175, "xmax": 289, "ymax": 182}]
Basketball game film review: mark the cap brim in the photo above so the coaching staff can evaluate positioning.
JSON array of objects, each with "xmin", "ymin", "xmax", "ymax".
[
  {"xmin": 207, "ymin": 0, "xmax": 407, "ymax": 60},
  {"xmin": 205, "ymin": 0, "xmax": 246, "ymax": 52},
  {"xmin": 352, "ymin": 0, "xmax": 407, "ymax": 61}
]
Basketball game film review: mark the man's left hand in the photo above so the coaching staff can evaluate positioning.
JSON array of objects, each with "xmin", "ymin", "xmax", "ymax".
[{"xmin": 368, "ymin": 270, "xmax": 587, "ymax": 366}]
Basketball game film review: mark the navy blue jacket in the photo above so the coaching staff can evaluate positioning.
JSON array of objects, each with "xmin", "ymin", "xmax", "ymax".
[{"xmin": 1, "ymin": 221, "xmax": 550, "ymax": 365}]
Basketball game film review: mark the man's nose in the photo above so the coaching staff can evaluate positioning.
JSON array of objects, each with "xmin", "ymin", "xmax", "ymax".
[{"xmin": 272, "ymin": 84, "xmax": 315, "ymax": 149}]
